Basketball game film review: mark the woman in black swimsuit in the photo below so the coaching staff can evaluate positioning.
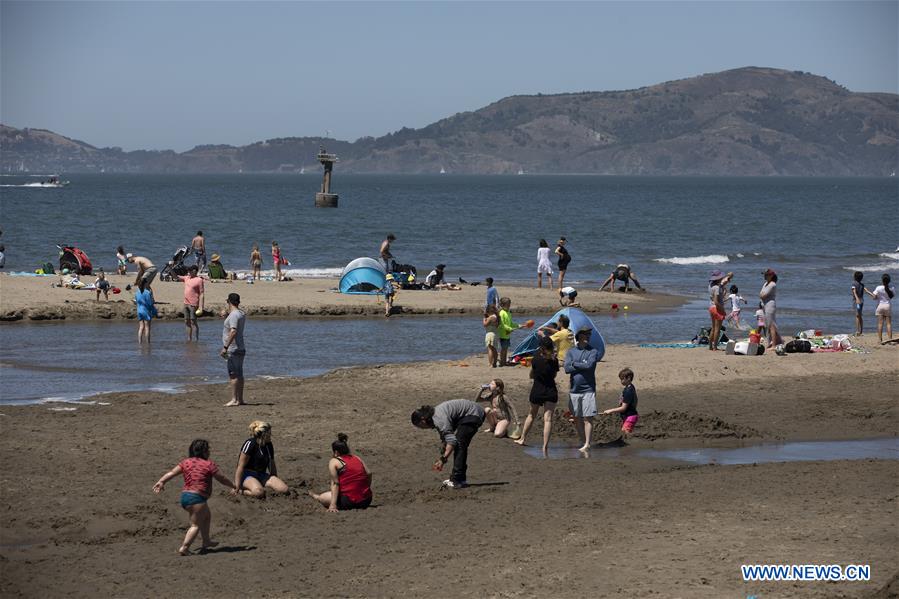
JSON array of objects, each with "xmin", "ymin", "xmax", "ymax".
[
  {"xmin": 555, "ymin": 237, "xmax": 571, "ymax": 289},
  {"xmin": 514, "ymin": 336, "xmax": 559, "ymax": 455}
]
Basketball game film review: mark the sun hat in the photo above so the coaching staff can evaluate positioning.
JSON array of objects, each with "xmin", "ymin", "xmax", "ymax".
[
  {"xmin": 125, "ymin": 253, "xmax": 133, "ymax": 259},
  {"xmin": 211, "ymin": 253, "xmax": 221, "ymax": 261},
  {"xmin": 709, "ymin": 269, "xmax": 724, "ymax": 281}
]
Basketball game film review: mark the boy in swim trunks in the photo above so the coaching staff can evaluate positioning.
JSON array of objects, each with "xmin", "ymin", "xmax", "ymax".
[{"xmin": 603, "ymin": 368, "xmax": 639, "ymax": 439}]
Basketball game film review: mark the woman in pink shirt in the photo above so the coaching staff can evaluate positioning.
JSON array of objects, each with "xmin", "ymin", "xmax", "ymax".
[{"xmin": 153, "ymin": 439, "xmax": 238, "ymax": 555}]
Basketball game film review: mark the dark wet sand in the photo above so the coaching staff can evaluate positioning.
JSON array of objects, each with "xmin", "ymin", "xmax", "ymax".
[{"xmin": 1, "ymin": 355, "xmax": 896, "ymax": 598}]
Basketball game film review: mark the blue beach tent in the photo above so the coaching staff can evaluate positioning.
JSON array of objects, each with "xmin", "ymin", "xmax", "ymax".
[
  {"xmin": 339, "ymin": 257, "xmax": 387, "ymax": 294},
  {"xmin": 511, "ymin": 307, "xmax": 605, "ymax": 360}
]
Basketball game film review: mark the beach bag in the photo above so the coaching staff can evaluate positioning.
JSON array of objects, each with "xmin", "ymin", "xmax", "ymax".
[
  {"xmin": 43, "ymin": 261, "xmax": 55, "ymax": 274},
  {"xmin": 784, "ymin": 339, "xmax": 812, "ymax": 353},
  {"xmin": 507, "ymin": 423, "xmax": 522, "ymax": 440}
]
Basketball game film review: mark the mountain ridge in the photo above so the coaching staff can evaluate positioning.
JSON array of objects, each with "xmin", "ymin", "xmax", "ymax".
[{"xmin": 2, "ymin": 67, "xmax": 897, "ymax": 176}]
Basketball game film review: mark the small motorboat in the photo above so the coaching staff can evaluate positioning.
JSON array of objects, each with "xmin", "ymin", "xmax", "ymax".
[{"xmin": 24, "ymin": 175, "xmax": 69, "ymax": 188}]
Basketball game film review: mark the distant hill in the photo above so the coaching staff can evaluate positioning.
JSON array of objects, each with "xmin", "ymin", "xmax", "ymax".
[{"xmin": 2, "ymin": 67, "xmax": 897, "ymax": 176}]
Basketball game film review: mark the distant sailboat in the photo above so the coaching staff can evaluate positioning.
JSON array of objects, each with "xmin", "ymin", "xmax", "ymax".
[
  {"xmin": 517, "ymin": 168, "xmax": 525, "ymax": 175},
  {"xmin": 439, "ymin": 166, "xmax": 446, "ymax": 174}
]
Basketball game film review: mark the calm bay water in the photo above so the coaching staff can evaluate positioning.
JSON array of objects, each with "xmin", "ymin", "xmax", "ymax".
[{"xmin": 1, "ymin": 174, "xmax": 896, "ymax": 403}]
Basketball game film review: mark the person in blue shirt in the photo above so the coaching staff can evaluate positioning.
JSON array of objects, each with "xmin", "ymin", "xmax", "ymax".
[
  {"xmin": 563, "ymin": 327, "xmax": 599, "ymax": 452},
  {"xmin": 484, "ymin": 277, "xmax": 499, "ymax": 310}
]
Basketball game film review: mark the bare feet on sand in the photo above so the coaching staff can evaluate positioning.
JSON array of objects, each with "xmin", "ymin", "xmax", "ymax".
[
  {"xmin": 513, "ymin": 438, "xmax": 526, "ymax": 446},
  {"xmin": 224, "ymin": 400, "xmax": 245, "ymax": 407}
]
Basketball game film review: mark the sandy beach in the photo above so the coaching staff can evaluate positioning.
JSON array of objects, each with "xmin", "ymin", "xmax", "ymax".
[
  {"xmin": 0, "ymin": 273, "xmax": 685, "ymax": 322},
  {"xmin": 1, "ymin": 342, "xmax": 896, "ymax": 598}
]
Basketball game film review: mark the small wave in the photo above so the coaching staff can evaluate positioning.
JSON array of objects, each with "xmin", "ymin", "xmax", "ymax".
[
  {"xmin": 879, "ymin": 252, "xmax": 899, "ymax": 260},
  {"xmin": 654, "ymin": 254, "xmax": 730, "ymax": 265},
  {"xmin": 843, "ymin": 261, "xmax": 899, "ymax": 273}
]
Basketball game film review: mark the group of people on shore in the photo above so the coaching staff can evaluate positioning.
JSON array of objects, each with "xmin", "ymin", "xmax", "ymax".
[
  {"xmin": 707, "ymin": 268, "xmax": 895, "ymax": 349},
  {"xmin": 154, "ymin": 421, "xmax": 372, "ymax": 555}
]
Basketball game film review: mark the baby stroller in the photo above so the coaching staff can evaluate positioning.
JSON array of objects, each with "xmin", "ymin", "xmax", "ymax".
[
  {"xmin": 57, "ymin": 244, "xmax": 93, "ymax": 275},
  {"xmin": 159, "ymin": 246, "xmax": 191, "ymax": 281}
]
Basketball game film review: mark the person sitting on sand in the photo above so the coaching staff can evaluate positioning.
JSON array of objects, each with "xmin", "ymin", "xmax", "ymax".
[
  {"xmin": 600, "ymin": 264, "xmax": 643, "ymax": 292},
  {"xmin": 424, "ymin": 264, "xmax": 461, "ymax": 290},
  {"xmin": 127, "ymin": 254, "xmax": 157, "ymax": 288},
  {"xmin": 475, "ymin": 379, "xmax": 520, "ymax": 438},
  {"xmin": 310, "ymin": 433, "xmax": 373, "ymax": 512},
  {"xmin": 514, "ymin": 335, "xmax": 559, "ymax": 455},
  {"xmin": 411, "ymin": 399, "xmax": 486, "ymax": 489},
  {"xmin": 559, "ymin": 286, "xmax": 580, "ymax": 308},
  {"xmin": 603, "ymin": 368, "xmax": 639, "ymax": 440},
  {"xmin": 207, "ymin": 254, "xmax": 228, "ymax": 280},
  {"xmin": 153, "ymin": 439, "xmax": 239, "ymax": 556},
  {"xmin": 95, "ymin": 269, "xmax": 110, "ymax": 301},
  {"xmin": 234, "ymin": 420, "xmax": 289, "ymax": 498}
]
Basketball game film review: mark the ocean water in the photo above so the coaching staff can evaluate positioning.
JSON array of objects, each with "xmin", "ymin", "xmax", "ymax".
[{"xmin": 1, "ymin": 174, "xmax": 897, "ymax": 403}]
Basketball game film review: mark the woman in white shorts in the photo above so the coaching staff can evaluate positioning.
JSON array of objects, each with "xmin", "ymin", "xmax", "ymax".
[
  {"xmin": 537, "ymin": 239, "xmax": 553, "ymax": 289},
  {"xmin": 866, "ymin": 273, "xmax": 894, "ymax": 343}
]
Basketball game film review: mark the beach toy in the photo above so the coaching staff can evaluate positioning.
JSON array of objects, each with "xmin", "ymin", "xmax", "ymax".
[
  {"xmin": 623, "ymin": 305, "xmax": 629, "ymax": 311},
  {"xmin": 195, "ymin": 308, "xmax": 203, "ymax": 316},
  {"xmin": 112, "ymin": 287, "xmax": 121, "ymax": 294},
  {"xmin": 611, "ymin": 303, "xmax": 619, "ymax": 311},
  {"xmin": 524, "ymin": 319, "xmax": 535, "ymax": 328}
]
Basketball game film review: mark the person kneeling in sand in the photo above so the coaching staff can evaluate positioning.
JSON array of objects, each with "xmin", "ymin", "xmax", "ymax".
[
  {"xmin": 234, "ymin": 420, "xmax": 289, "ymax": 498},
  {"xmin": 153, "ymin": 439, "xmax": 239, "ymax": 556},
  {"xmin": 310, "ymin": 433, "xmax": 373, "ymax": 512},
  {"xmin": 475, "ymin": 379, "xmax": 520, "ymax": 439}
]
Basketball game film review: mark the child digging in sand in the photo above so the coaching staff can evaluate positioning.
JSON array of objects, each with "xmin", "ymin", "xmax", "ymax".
[
  {"xmin": 153, "ymin": 439, "xmax": 239, "ymax": 555},
  {"xmin": 603, "ymin": 368, "xmax": 639, "ymax": 440}
]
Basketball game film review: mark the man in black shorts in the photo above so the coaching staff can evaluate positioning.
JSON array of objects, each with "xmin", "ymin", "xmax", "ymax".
[{"xmin": 600, "ymin": 264, "xmax": 643, "ymax": 292}]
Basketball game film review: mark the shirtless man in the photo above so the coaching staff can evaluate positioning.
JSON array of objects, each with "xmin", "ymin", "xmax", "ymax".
[
  {"xmin": 128, "ymin": 254, "xmax": 158, "ymax": 288},
  {"xmin": 191, "ymin": 231, "xmax": 206, "ymax": 269},
  {"xmin": 380, "ymin": 234, "xmax": 396, "ymax": 271}
]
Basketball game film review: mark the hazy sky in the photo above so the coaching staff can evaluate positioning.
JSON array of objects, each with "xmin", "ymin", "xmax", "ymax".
[{"xmin": 2, "ymin": 1, "xmax": 896, "ymax": 151}]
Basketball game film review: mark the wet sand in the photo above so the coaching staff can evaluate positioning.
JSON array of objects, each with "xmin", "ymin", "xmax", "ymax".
[
  {"xmin": 0, "ymin": 272, "xmax": 684, "ymax": 322},
  {"xmin": 1, "ymin": 343, "xmax": 896, "ymax": 597}
]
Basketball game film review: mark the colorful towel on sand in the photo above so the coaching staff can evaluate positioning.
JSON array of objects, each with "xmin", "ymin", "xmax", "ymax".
[{"xmin": 638, "ymin": 343, "xmax": 699, "ymax": 348}]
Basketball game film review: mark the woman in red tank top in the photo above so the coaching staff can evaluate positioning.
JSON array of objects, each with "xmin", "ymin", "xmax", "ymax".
[{"xmin": 310, "ymin": 433, "xmax": 373, "ymax": 512}]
